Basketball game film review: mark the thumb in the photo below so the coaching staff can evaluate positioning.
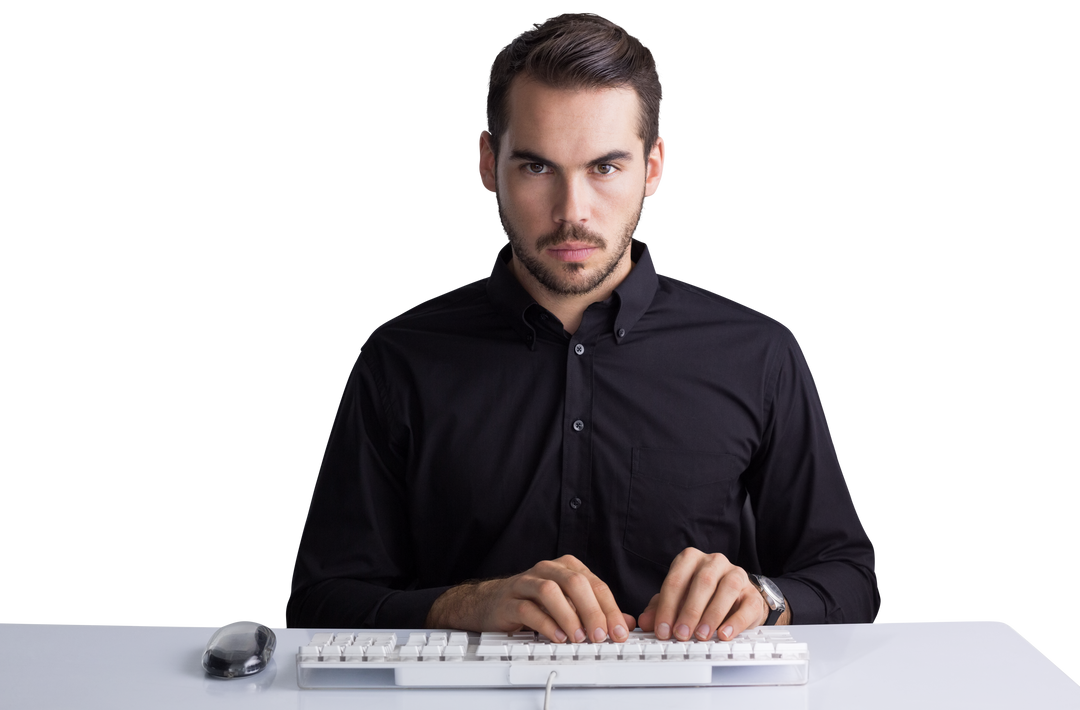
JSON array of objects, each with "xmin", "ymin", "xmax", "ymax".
[{"xmin": 637, "ymin": 593, "xmax": 660, "ymax": 631}]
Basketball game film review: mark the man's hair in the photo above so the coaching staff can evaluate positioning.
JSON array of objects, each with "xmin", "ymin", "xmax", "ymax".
[{"xmin": 487, "ymin": 13, "xmax": 661, "ymax": 162}]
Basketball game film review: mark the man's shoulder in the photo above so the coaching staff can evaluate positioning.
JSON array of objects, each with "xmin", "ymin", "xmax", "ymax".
[
  {"xmin": 654, "ymin": 274, "xmax": 796, "ymax": 342},
  {"xmin": 363, "ymin": 278, "xmax": 497, "ymax": 347}
]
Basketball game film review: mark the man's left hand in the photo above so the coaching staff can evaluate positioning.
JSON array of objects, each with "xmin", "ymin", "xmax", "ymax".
[{"xmin": 637, "ymin": 548, "xmax": 790, "ymax": 642}]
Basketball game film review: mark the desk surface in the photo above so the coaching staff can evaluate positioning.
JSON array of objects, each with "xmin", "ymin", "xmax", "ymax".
[{"xmin": 2, "ymin": 621, "xmax": 1076, "ymax": 709}]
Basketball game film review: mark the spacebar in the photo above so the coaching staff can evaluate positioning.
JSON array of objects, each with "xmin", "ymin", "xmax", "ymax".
[{"xmin": 508, "ymin": 662, "xmax": 711, "ymax": 686}]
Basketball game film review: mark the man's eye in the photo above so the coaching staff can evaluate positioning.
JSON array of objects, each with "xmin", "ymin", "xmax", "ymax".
[
  {"xmin": 596, "ymin": 164, "xmax": 617, "ymax": 175},
  {"xmin": 526, "ymin": 163, "xmax": 547, "ymax": 174}
]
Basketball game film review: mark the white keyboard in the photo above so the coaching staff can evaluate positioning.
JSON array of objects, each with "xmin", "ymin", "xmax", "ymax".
[{"xmin": 295, "ymin": 628, "xmax": 808, "ymax": 688}]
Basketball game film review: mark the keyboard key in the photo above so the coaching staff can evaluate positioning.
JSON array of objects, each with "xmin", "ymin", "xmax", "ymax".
[{"xmin": 753, "ymin": 642, "xmax": 775, "ymax": 659}]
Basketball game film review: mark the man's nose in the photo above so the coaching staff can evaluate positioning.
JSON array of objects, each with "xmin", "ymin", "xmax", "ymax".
[{"xmin": 554, "ymin": 174, "xmax": 590, "ymax": 225}]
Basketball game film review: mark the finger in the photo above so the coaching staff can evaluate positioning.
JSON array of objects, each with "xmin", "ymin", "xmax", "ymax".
[
  {"xmin": 622, "ymin": 612, "xmax": 637, "ymax": 632},
  {"xmin": 695, "ymin": 568, "xmax": 750, "ymax": 641},
  {"xmin": 557, "ymin": 557, "xmax": 628, "ymax": 642},
  {"xmin": 673, "ymin": 556, "xmax": 738, "ymax": 641},
  {"xmin": 507, "ymin": 597, "xmax": 573, "ymax": 644},
  {"xmin": 652, "ymin": 549, "xmax": 703, "ymax": 639},
  {"xmin": 717, "ymin": 588, "xmax": 768, "ymax": 641},
  {"xmin": 561, "ymin": 566, "xmax": 630, "ymax": 644},
  {"xmin": 516, "ymin": 571, "xmax": 585, "ymax": 643}
]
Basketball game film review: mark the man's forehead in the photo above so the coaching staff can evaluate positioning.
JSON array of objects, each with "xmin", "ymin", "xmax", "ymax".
[{"xmin": 501, "ymin": 77, "xmax": 643, "ymax": 160}]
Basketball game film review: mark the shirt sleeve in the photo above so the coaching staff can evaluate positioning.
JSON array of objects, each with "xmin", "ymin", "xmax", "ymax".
[
  {"xmin": 745, "ymin": 330, "xmax": 880, "ymax": 624},
  {"xmin": 286, "ymin": 351, "xmax": 452, "ymax": 628}
]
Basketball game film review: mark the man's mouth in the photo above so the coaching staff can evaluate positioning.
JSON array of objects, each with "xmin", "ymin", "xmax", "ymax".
[{"xmin": 546, "ymin": 242, "xmax": 600, "ymax": 263}]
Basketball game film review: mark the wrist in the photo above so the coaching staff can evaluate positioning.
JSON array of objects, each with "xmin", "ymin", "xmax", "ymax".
[
  {"xmin": 426, "ymin": 584, "xmax": 471, "ymax": 628},
  {"xmin": 425, "ymin": 580, "xmax": 494, "ymax": 630}
]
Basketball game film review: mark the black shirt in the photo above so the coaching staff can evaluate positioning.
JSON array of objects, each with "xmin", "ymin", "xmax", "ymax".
[{"xmin": 287, "ymin": 241, "xmax": 879, "ymax": 628}]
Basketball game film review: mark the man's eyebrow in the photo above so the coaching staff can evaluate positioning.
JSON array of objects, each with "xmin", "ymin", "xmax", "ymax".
[{"xmin": 507, "ymin": 148, "xmax": 636, "ymax": 167}]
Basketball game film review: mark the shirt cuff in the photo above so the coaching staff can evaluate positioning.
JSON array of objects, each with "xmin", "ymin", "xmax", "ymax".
[
  {"xmin": 373, "ymin": 586, "xmax": 455, "ymax": 629},
  {"xmin": 771, "ymin": 576, "xmax": 824, "ymax": 626}
]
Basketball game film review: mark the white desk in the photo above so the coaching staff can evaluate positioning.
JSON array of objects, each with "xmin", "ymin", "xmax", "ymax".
[{"xmin": 1, "ymin": 622, "xmax": 1076, "ymax": 708}]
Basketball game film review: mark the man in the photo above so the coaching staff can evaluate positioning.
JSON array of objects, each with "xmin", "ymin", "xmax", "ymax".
[{"xmin": 287, "ymin": 13, "xmax": 878, "ymax": 645}]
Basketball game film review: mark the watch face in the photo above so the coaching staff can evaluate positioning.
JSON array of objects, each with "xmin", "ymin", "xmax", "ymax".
[{"xmin": 754, "ymin": 575, "xmax": 784, "ymax": 609}]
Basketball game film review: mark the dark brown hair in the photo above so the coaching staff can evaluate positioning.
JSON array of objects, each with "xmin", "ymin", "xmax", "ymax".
[{"xmin": 487, "ymin": 14, "xmax": 662, "ymax": 162}]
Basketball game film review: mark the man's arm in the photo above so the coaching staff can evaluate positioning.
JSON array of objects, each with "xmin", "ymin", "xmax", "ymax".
[
  {"xmin": 640, "ymin": 329, "xmax": 877, "ymax": 638},
  {"xmin": 287, "ymin": 353, "xmax": 446, "ymax": 628}
]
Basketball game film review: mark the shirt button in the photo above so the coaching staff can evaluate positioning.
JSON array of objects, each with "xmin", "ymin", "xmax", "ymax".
[
  {"xmin": 569, "ymin": 497, "xmax": 582, "ymax": 510},
  {"xmin": 574, "ymin": 343, "xmax": 585, "ymax": 355},
  {"xmin": 572, "ymin": 419, "xmax": 585, "ymax": 432},
  {"xmin": 617, "ymin": 328, "xmax": 626, "ymax": 338}
]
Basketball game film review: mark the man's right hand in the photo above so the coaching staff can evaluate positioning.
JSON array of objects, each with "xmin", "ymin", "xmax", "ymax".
[{"xmin": 425, "ymin": 555, "xmax": 633, "ymax": 643}]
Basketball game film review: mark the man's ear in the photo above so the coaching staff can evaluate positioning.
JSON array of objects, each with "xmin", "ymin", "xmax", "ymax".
[
  {"xmin": 480, "ymin": 131, "xmax": 497, "ymax": 193},
  {"xmin": 644, "ymin": 136, "xmax": 665, "ymax": 197}
]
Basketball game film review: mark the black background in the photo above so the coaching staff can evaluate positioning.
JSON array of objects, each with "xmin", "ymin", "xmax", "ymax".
[{"xmin": 6, "ymin": 9, "xmax": 1071, "ymax": 674}]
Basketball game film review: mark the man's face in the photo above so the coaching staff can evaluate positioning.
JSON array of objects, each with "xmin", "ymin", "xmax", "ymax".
[{"xmin": 480, "ymin": 79, "xmax": 663, "ymax": 297}]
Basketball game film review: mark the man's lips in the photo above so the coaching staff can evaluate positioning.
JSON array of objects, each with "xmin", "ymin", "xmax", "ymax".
[{"xmin": 546, "ymin": 242, "xmax": 601, "ymax": 263}]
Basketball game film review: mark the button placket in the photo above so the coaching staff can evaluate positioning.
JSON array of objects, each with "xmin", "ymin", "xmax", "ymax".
[{"xmin": 556, "ymin": 318, "xmax": 599, "ymax": 558}]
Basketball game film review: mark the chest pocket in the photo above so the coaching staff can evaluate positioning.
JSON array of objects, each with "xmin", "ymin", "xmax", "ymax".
[{"xmin": 622, "ymin": 448, "xmax": 745, "ymax": 569}]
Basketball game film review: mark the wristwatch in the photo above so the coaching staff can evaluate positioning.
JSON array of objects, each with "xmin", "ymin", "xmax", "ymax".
[{"xmin": 750, "ymin": 574, "xmax": 786, "ymax": 626}]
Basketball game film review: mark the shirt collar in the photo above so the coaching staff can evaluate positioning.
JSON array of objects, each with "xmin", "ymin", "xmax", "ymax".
[{"xmin": 486, "ymin": 240, "xmax": 659, "ymax": 349}]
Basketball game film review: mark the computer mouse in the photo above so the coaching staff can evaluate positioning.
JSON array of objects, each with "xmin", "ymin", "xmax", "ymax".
[{"xmin": 202, "ymin": 621, "xmax": 277, "ymax": 678}]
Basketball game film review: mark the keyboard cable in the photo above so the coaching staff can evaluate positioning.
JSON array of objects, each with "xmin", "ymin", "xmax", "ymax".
[{"xmin": 544, "ymin": 670, "xmax": 557, "ymax": 710}]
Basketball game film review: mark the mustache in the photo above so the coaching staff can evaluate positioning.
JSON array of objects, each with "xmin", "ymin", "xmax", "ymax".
[{"xmin": 535, "ymin": 223, "xmax": 607, "ymax": 251}]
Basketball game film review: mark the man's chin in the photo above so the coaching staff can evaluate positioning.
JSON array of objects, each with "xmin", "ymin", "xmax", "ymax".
[{"xmin": 535, "ymin": 263, "xmax": 614, "ymax": 297}]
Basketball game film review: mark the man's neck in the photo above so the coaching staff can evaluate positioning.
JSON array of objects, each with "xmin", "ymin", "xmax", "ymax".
[{"xmin": 509, "ymin": 256, "xmax": 633, "ymax": 335}]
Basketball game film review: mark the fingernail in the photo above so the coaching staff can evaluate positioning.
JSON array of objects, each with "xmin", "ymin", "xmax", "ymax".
[
  {"xmin": 554, "ymin": 629, "xmax": 567, "ymax": 643},
  {"xmin": 614, "ymin": 625, "xmax": 627, "ymax": 640},
  {"xmin": 594, "ymin": 627, "xmax": 607, "ymax": 642},
  {"xmin": 696, "ymin": 624, "xmax": 710, "ymax": 639},
  {"xmin": 675, "ymin": 624, "xmax": 690, "ymax": 640},
  {"xmin": 657, "ymin": 623, "xmax": 670, "ymax": 639},
  {"xmin": 574, "ymin": 628, "xmax": 586, "ymax": 643},
  {"xmin": 722, "ymin": 626, "xmax": 734, "ymax": 639}
]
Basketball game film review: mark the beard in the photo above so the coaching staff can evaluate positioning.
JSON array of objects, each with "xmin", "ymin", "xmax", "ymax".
[{"xmin": 497, "ymin": 191, "xmax": 644, "ymax": 297}]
